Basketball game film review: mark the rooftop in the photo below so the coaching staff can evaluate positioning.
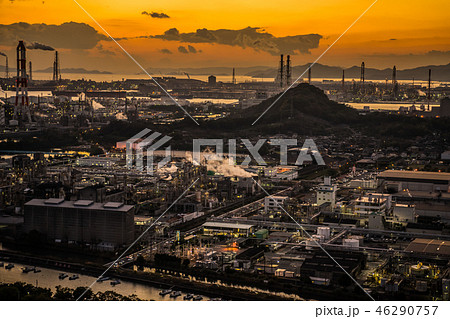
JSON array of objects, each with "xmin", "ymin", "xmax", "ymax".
[
  {"xmin": 25, "ymin": 198, "xmax": 133, "ymax": 212},
  {"xmin": 404, "ymin": 238, "xmax": 450, "ymax": 256},
  {"xmin": 203, "ymin": 221, "xmax": 254, "ymax": 230},
  {"xmin": 379, "ymin": 170, "xmax": 450, "ymax": 182}
]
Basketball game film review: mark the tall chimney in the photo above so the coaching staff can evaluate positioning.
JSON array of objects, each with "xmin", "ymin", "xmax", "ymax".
[
  {"xmin": 428, "ymin": 69, "xmax": 431, "ymax": 111},
  {"xmin": 5, "ymin": 56, "xmax": 8, "ymax": 78},
  {"xmin": 392, "ymin": 65, "xmax": 398, "ymax": 97},
  {"xmin": 286, "ymin": 55, "xmax": 292, "ymax": 86},
  {"xmin": 279, "ymin": 54, "xmax": 284, "ymax": 88},
  {"xmin": 28, "ymin": 61, "xmax": 32, "ymax": 81},
  {"xmin": 360, "ymin": 62, "xmax": 365, "ymax": 93},
  {"xmin": 308, "ymin": 66, "xmax": 311, "ymax": 84},
  {"xmin": 14, "ymin": 40, "xmax": 31, "ymax": 123},
  {"xmin": 53, "ymin": 51, "xmax": 60, "ymax": 82}
]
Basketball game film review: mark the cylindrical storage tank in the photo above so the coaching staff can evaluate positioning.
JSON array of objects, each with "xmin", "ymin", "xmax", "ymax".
[
  {"xmin": 410, "ymin": 264, "xmax": 429, "ymax": 277},
  {"xmin": 317, "ymin": 227, "xmax": 331, "ymax": 240}
]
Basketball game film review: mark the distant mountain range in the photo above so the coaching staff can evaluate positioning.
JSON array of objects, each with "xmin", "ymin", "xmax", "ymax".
[
  {"xmin": 244, "ymin": 63, "xmax": 450, "ymax": 82},
  {"xmin": 0, "ymin": 66, "xmax": 112, "ymax": 75},
  {"xmin": 35, "ymin": 67, "xmax": 112, "ymax": 74},
  {"xmin": 0, "ymin": 63, "xmax": 448, "ymax": 81},
  {"xmin": 145, "ymin": 63, "xmax": 450, "ymax": 81}
]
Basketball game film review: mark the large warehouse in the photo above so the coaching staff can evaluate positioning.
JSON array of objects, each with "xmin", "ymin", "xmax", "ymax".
[
  {"xmin": 24, "ymin": 198, "xmax": 135, "ymax": 250},
  {"xmin": 378, "ymin": 170, "xmax": 450, "ymax": 192}
]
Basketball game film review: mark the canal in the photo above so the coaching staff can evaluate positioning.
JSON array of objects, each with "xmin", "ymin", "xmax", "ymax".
[{"xmin": 0, "ymin": 262, "xmax": 205, "ymax": 301}]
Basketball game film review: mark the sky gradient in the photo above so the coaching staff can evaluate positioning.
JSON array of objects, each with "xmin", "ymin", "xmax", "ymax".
[{"xmin": 0, "ymin": 0, "xmax": 449, "ymax": 74}]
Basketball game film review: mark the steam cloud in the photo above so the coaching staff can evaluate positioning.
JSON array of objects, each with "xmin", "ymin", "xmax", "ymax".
[
  {"xmin": 186, "ymin": 150, "xmax": 254, "ymax": 178},
  {"xmin": 151, "ymin": 27, "xmax": 322, "ymax": 55},
  {"xmin": 26, "ymin": 42, "xmax": 54, "ymax": 51},
  {"xmin": 142, "ymin": 11, "xmax": 170, "ymax": 19}
]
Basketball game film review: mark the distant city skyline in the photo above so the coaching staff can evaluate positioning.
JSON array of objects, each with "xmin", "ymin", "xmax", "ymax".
[{"xmin": 0, "ymin": 0, "xmax": 449, "ymax": 74}]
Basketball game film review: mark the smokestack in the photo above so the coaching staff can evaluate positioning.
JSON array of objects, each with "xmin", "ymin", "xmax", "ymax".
[
  {"xmin": 342, "ymin": 69, "xmax": 345, "ymax": 92},
  {"xmin": 232, "ymin": 67, "xmax": 236, "ymax": 85},
  {"xmin": 53, "ymin": 51, "xmax": 60, "ymax": 82},
  {"xmin": 286, "ymin": 55, "xmax": 292, "ymax": 86},
  {"xmin": 308, "ymin": 66, "xmax": 311, "ymax": 84},
  {"xmin": 392, "ymin": 65, "xmax": 398, "ymax": 97},
  {"xmin": 0, "ymin": 53, "xmax": 9, "ymax": 78},
  {"xmin": 14, "ymin": 40, "xmax": 31, "ymax": 123},
  {"xmin": 360, "ymin": 62, "xmax": 365, "ymax": 93},
  {"xmin": 28, "ymin": 61, "xmax": 32, "ymax": 81},
  {"xmin": 428, "ymin": 69, "xmax": 431, "ymax": 111},
  {"xmin": 278, "ymin": 54, "xmax": 284, "ymax": 88}
]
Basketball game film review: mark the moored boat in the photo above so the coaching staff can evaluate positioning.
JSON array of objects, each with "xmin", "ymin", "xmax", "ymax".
[
  {"xmin": 110, "ymin": 279, "xmax": 121, "ymax": 286},
  {"xmin": 183, "ymin": 293, "xmax": 194, "ymax": 300},
  {"xmin": 169, "ymin": 291, "xmax": 181, "ymax": 298},
  {"xmin": 69, "ymin": 274, "xmax": 79, "ymax": 280},
  {"xmin": 159, "ymin": 289, "xmax": 172, "ymax": 296},
  {"xmin": 58, "ymin": 273, "xmax": 68, "ymax": 279}
]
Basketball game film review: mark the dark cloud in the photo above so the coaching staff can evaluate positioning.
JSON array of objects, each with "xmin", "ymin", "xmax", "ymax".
[
  {"xmin": 187, "ymin": 45, "xmax": 197, "ymax": 53},
  {"xmin": 142, "ymin": 11, "xmax": 170, "ymax": 19},
  {"xmin": 96, "ymin": 43, "xmax": 115, "ymax": 56},
  {"xmin": 176, "ymin": 45, "xmax": 199, "ymax": 54},
  {"xmin": 178, "ymin": 46, "xmax": 189, "ymax": 54},
  {"xmin": 0, "ymin": 22, "xmax": 107, "ymax": 49},
  {"xmin": 151, "ymin": 27, "xmax": 322, "ymax": 55},
  {"xmin": 26, "ymin": 42, "xmax": 54, "ymax": 51},
  {"xmin": 159, "ymin": 48, "xmax": 172, "ymax": 54}
]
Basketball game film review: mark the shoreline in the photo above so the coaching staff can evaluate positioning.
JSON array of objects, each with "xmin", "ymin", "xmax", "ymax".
[{"xmin": 0, "ymin": 250, "xmax": 294, "ymax": 301}]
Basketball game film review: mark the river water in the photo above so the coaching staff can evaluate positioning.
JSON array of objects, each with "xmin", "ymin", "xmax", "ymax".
[{"xmin": 0, "ymin": 262, "xmax": 203, "ymax": 301}]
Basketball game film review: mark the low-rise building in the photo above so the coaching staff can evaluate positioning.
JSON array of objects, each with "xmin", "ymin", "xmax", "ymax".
[
  {"xmin": 202, "ymin": 221, "xmax": 254, "ymax": 237},
  {"xmin": 355, "ymin": 193, "xmax": 391, "ymax": 216},
  {"xmin": 264, "ymin": 195, "xmax": 288, "ymax": 213}
]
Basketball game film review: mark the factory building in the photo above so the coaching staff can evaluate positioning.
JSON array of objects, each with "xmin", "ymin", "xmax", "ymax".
[
  {"xmin": 316, "ymin": 176, "xmax": 337, "ymax": 208},
  {"xmin": 379, "ymin": 170, "xmax": 450, "ymax": 193},
  {"xmin": 76, "ymin": 156, "xmax": 120, "ymax": 168},
  {"xmin": 354, "ymin": 193, "xmax": 391, "ymax": 216},
  {"xmin": 202, "ymin": 221, "xmax": 254, "ymax": 237},
  {"xmin": 405, "ymin": 238, "xmax": 450, "ymax": 257},
  {"xmin": 264, "ymin": 195, "xmax": 288, "ymax": 213},
  {"xmin": 24, "ymin": 198, "xmax": 134, "ymax": 250}
]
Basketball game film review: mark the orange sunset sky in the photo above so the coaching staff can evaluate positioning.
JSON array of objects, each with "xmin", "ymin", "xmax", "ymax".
[{"xmin": 0, "ymin": 0, "xmax": 449, "ymax": 74}]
